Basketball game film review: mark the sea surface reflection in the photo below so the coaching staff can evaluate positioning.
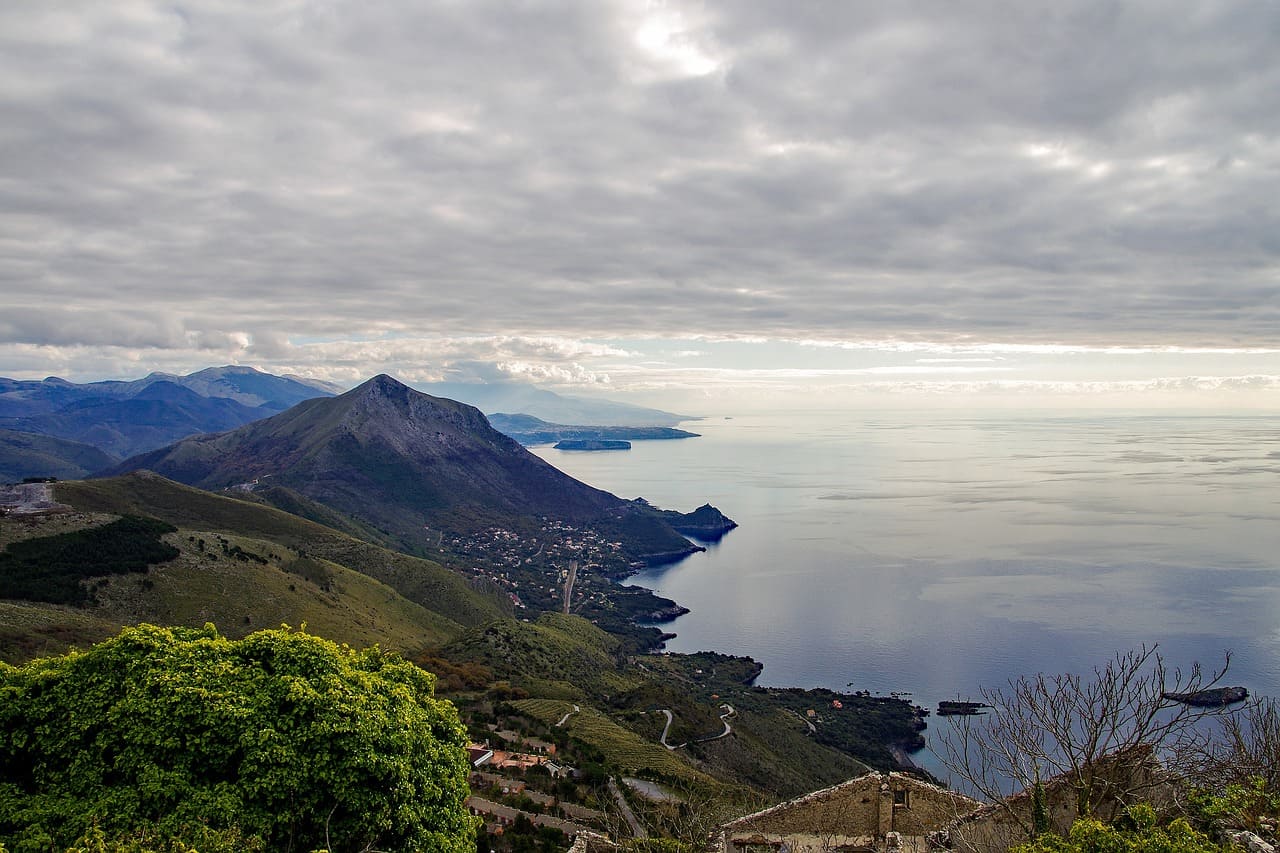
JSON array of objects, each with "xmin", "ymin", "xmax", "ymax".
[{"xmin": 534, "ymin": 410, "xmax": 1280, "ymax": 785}]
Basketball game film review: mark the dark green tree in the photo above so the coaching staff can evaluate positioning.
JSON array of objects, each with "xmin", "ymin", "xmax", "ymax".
[{"xmin": 0, "ymin": 624, "xmax": 477, "ymax": 853}]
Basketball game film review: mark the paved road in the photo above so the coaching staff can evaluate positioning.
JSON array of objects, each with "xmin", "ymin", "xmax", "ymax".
[
  {"xmin": 652, "ymin": 703, "xmax": 735, "ymax": 749},
  {"xmin": 655, "ymin": 709, "xmax": 686, "ymax": 750},
  {"xmin": 555, "ymin": 704, "xmax": 580, "ymax": 727},
  {"xmin": 788, "ymin": 708, "xmax": 817, "ymax": 734},
  {"xmin": 702, "ymin": 703, "xmax": 735, "ymax": 741},
  {"xmin": 561, "ymin": 560, "xmax": 577, "ymax": 613}
]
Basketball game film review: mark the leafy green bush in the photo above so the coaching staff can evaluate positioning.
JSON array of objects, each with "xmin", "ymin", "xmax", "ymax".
[
  {"xmin": 0, "ymin": 516, "xmax": 179, "ymax": 605},
  {"xmin": 1189, "ymin": 776, "xmax": 1280, "ymax": 834},
  {"xmin": 0, "ymin": 624, "xmax": 476, "ymax": 853},
  {"xmin": 61, "ymin": 823, "xmax": 257, "ymax": 853},
  {"xmin": 1012, "ymin": 804, "xmax": 1220, "ymax": 853}
]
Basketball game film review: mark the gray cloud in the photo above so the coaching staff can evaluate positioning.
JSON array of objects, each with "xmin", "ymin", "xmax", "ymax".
[{"xmin": 2, "ymin": 0, "xmax": 1278, "ymax": 370}]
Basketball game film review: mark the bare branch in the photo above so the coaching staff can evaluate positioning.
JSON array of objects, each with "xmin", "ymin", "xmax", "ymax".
[{"xmin": 938, "ymin": 645, "xmax": 1235, "ymax": 841}]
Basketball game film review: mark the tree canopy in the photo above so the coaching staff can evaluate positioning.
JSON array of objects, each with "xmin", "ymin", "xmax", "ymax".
[{"xmin": 0, "ymin": 624, "xmax": 476, "ymax": 853}]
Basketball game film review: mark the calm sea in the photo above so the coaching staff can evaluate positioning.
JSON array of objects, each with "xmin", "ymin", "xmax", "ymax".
[{"xmin": 532, "ymin": 410, "xmax": 1280, "ymax": 781}]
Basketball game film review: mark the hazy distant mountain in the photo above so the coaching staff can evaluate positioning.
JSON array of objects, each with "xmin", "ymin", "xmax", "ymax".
[
  {"xmin": 0, "ymin": 377, "xmax": 92, "ymax": 419},
  {"xmin": 106, "ymin": 375, "xmax": 711, "ymax": 561},
  {"xmin": 0, "ymin": 381, "xmax": 279, "ymax": 460},
  {"xmin": 157, "ymin": 366, "xmax": 336, "ymax": 410},
  {"xmin": 418, "ymin": 381, "xmax": 692, "ymax": 427},
  {"xmin": 0, "ymin": 366, "xmax": 333, "ymax": 419},
  {"xmin": 486, "ymin": 412, "xmax": 700, "ymax": 445},
  {"xmin": 0, "ymin": 367, "xmax": 336, "ymax": 460},
  {"xmin": 0, "ymin": 429, "xmax": 116, "ymax": 482}
]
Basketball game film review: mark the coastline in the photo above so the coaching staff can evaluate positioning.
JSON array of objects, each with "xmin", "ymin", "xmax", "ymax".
[{"xmin": 616, "ymin": 529, "xmax": 934, "ymax": 778}]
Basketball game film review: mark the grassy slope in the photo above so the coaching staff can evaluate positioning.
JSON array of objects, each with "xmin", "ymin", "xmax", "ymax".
[
  {"xmin": 627, "ymin": 653, "xmax": 873, "ymax": 796},
  {"xmin": 56, "ymin": 473, "xmax": 508, "ymax": 629},
  {"xmin": 0, "ymin": 600, "xmax": 122, "ymax": 663},
  {"xmin": 443, "ymin": 612, "xmax": 638, "ymax": 698},
  {"xmin": 0, "ymin": 508, "xmax": 468, "ymax": 663},
  {"xmin": 93, "ymin": 530, "xmax": 464, "ymax": 650}
]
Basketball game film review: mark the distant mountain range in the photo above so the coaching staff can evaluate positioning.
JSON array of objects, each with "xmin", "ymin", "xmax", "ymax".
[
  {"xmin": 0, "ymin": 366, "xmax": 698, "ymax": 484},
  {"xmin": 416, "ymin": 381, "xmax": 693, "ymax": 427},
  {"xmin": 1, "ymin": 382, "xmax": 280, "ymax": 460},
  {"xmin": 0, "ymin": 366, "xmax": 334, "ymax": 418},
  {"xmin": 105, "ymin": 375, "xmax": 727, "ymax": 564},
  {"xmin": 0, "ymin": 367, "xmax": 337, "ymax": 479},
  {"xmin": 485, "ymin": 413, "xmax": 700, "ymax": 445}
]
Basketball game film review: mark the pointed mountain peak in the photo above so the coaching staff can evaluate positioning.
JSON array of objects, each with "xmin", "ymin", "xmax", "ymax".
[
  {"xmin": 351, "ymin": 374, "xmax": 412, "ymax": 397},
  {"xmin": 340, "ymin": 375, "xmax": 489, "ymax": 429}
]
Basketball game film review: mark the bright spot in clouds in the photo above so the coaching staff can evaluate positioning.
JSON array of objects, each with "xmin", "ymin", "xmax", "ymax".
[{"xmin": 0, "ymin": 1, "xmax": 1278, "ymax": 411}]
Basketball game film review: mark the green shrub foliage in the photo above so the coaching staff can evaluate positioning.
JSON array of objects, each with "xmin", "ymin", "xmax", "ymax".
[
  {"xmin": 0, "ymin": 624, "xmax": 476, "ymax": 853},
  {"xmin": 1012, "ymin": 804, "xmax": 1221, "ymax": 853},
  {"xmin": 0, "ymin": 516, "xmax": 179, "ymax": 605}
]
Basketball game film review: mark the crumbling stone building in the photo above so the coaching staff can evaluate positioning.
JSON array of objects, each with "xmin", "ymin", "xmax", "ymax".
[
  {"xmin": 716, "ymin": 772, "xmax": 981, "ymax": 853},
  {"xmin": 942, "ymin": 745, "xmax": 1173, "ymax": 852}
]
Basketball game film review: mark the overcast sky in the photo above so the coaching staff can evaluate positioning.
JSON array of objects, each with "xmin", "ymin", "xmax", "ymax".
[{"xmin": 2, "ymin": 1, "xmax": 1278, "ymax": 410}]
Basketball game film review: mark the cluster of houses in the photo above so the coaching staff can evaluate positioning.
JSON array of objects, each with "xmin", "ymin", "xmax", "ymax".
[
  {"xmin": 445, "ymin": 519, "xmax": 624, "ymax": 611},
  {"xmin": 466, "ymin": 731, "xmax": 601, "ymax": 840}
]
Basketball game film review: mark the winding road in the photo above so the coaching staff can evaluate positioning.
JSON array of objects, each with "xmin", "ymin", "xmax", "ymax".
[
  {"xmin": 656, "ymin": 709, "xmax": 684, "ymax": 750},
  {"xmin": 650, "ymin": 703, "xmax": 735, "ymax": 750}
]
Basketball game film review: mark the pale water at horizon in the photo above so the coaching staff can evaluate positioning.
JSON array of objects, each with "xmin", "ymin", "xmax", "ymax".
[{"xmin": 532, "ymin": 410, "xmax": 1280, "ymax": 783}]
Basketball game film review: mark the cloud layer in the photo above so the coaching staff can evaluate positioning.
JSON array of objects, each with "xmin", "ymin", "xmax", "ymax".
[{"xmin": 2, "ymin": 1, "xmax": 1278, "ymax": 388}]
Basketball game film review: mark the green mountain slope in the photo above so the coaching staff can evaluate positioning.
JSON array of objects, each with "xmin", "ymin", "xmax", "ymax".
[
  {"xmin": 55, "ymin": 473, "xmax": 508, "ymax": 630},
  {"xmin": 444, "ymin": 612, "xmax": 638, "ymax": 698},
  {"xmin": 0, "ymin": 513, "xmax": 464, "ymax": 665}
]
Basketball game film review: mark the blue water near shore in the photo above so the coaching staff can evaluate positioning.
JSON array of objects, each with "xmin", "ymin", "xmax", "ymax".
[{"xmin": 532, "ymin": 410, "xmax": 1280, "ymax": 785}]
